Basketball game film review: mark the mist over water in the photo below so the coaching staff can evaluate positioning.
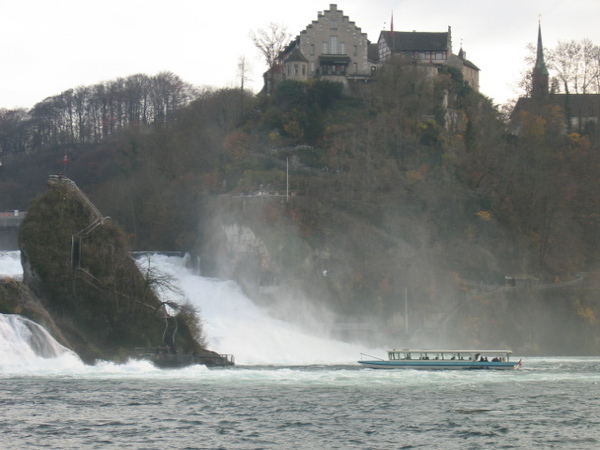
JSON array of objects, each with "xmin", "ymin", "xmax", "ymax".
[{"xmin": 141, "ymin": 254, "xmax": 379, "ymax": 365}]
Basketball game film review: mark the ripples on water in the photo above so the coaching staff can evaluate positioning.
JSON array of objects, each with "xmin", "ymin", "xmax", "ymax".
[
  {"xmin": 1, "ymin": 359, "xmax": 600, "ymax": 449},
  {"xmin": 2, "ymin": 252, "xmax": 600, "ymax": 448}
]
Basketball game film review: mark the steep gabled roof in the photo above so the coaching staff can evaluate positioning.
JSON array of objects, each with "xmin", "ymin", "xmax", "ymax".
[
  {"xmin": 552, "ymin": 94, "xmax": 600, "ymax": 116},
  {"xmin": 284, "ymin": 46, "xmax": 308, "ymax": 63},
  {"xmin": 511, "ymin": 94, "xmax": 600, "ymax": 130},
  {"xmin": 302, "ymin": 4, "xmax": 365, "ymax": 37},
  {"xmin": 457, "ymin": 48, "xmax": 480, "ymax": 71},
  {"xmin": 381, "ymin": 30, "xmax": 449, "ymax": 52}
]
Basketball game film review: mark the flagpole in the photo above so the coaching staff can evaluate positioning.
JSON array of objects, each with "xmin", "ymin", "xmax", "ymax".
[
  {"xmin": 404, "ymin": 287, "xmax": 408, "ymax": 335},
  {"xmin": 391, "ymin": 10, "xmax": 395, "ymax": 56}
]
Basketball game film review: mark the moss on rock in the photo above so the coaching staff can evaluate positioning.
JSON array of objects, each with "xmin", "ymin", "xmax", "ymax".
[{"xmin": 18, "ymin": 179, "xmax": 207, "ymax": 363}]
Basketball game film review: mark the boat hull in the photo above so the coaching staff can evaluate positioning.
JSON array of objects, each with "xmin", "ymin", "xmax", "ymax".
[{"xmin": 358, "ymin": 360, "xmax": 518, "ymax": 370}]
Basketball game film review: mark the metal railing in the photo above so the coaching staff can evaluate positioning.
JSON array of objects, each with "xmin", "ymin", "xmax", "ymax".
[
  {"xmin": 48, "ymin": 175, "xmax": 104, "ymax": 220},
  {"xmin": 0, "ymin": 212, "xmax": 25, "ymax": 228}
]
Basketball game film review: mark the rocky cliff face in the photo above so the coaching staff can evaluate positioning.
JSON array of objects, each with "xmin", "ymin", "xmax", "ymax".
[
  {"xmin": 198, "ymin": 194, "xmax": 453, "ymax": 340},
  {"xmin": 198, "ymin": 194, "xmax": 600, "ymax": 355},
  {"xmin": 198, "ymin": 196, "xmax": 332, "ymax": 325}
]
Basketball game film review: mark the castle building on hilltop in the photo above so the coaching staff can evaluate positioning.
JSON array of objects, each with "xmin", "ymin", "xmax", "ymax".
[
  {"xmin": 511, "ymin": 24, "xmax": 600, "ymax": 136},
  {"xmin": 377, "ymin": 28, "xmax": 479, "ymax": 91},
  {"xmin": 264, "ymin": 4, "xmax": 480, "ymax": 94},
  {"xmin": 264, "ymin": 4, "xmax": 376, "ymax": 93}
]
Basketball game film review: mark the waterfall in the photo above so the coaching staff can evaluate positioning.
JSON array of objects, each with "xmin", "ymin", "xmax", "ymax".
[
  {"xmin": 145, "ymin": 254, "xmax": 378, "ymax": 365},
  {"xmin": 0, "ymin": 313, "xmax": 68, "ymax": 358},
  {"xmin": 0, "ymin": 250, "xmax": 22, "ymax": 280},
  {"xmin": 0, "ymin": 251, "xmax": 378, "ymax": 369},
  {"xmin": 0, "ymin": 313, "xmax": 81, "ymax": 372}
]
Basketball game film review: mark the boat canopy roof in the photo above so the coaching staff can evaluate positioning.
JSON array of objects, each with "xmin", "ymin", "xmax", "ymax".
[{"xmin": 388, "ymin": 349, "xmax": 512, "ymax": 355}]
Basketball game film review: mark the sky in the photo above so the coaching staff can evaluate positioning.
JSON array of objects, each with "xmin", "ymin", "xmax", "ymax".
[{"xmin": 1, "ymin": 0, "xmax": 600, "ymax": 110}]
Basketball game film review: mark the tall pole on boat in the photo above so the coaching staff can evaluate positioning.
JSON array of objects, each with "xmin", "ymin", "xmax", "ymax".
[
  {"xmin": 404, "ymin": 287, "xmax": 408, "ymax": 335},
  {"xmin": 286, "ymin": 157, "xmax": 289, "ymax": 202}
]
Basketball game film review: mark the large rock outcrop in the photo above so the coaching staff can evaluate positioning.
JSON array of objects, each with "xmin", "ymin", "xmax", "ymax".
[{"xmin": 18, "ymin": 177, "xmax": 210, "ymax": 363}]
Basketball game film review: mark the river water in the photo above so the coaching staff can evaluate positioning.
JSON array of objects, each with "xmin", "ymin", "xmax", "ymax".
[{"xmin": 1, "ymin": 251, "xmax": 600, "ymax": 449}]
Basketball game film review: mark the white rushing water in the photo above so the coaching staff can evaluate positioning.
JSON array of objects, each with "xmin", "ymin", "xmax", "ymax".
[
  {"xmin": 0, "ymin": 250, "xmax": 22, "ymax": 280},
  {"xmin": 141, "ymin": 253, "xmax": 377, "ymax": 365},
  {"xmin": 0, "ymin": 313, "xmax": 82, "ymax": 374},
  {"xmin": 0, "ymin": 251, "xmax": 379, "ymax": 375}
]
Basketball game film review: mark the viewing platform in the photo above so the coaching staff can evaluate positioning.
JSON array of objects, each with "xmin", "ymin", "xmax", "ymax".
[{"xmin": 0, "ymin": 211, "xmax": 25, "ymax": 229}]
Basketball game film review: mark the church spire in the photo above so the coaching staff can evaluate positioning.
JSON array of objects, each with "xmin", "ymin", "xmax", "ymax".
[{"xmin": 532, "ymin": 22, "xmax": 549, "ymax": 99}]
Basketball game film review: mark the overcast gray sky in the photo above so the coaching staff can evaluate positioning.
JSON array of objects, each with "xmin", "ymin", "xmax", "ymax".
[{"xmin": 1, "ymin": 0, "xmax": 599, "ymax": 110}]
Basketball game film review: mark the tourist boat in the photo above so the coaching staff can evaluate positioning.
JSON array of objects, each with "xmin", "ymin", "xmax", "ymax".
[{"xmin": 358, "ymin": 349, "xmax": 521, "ymax": 370}]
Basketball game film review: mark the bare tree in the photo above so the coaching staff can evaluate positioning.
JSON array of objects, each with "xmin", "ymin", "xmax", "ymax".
[
  {"xmin": 513, "ymin": 39, "xmax": 600, "ymax": 100},
  {"xmin": 548, "ymin": 39, "xmax": 600, "ymax": 94},
  {"xmin": 237, "ymin": 55, "xmax": 252, "ymax": 115},
  {"xmin": 0, "ymin": 108, "xmax": 31, "ymax": 154},
  {"xmin": 238, "ymin": 55, "xmax": 252, "ymax": 92},
  {"xmin": 249, "ymin": 22, "xmax": 292, "ymax": 70}
]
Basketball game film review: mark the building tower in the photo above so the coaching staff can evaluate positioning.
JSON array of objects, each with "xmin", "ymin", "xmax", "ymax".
[{"xmin": 531, "ymin": 23, "xmax": 549, "ymax": 99}]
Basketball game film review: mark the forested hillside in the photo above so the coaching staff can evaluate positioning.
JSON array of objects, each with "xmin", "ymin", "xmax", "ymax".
[{"xmin": 2, "ymin": 58, "xmax": 600, "ymax": 353}]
